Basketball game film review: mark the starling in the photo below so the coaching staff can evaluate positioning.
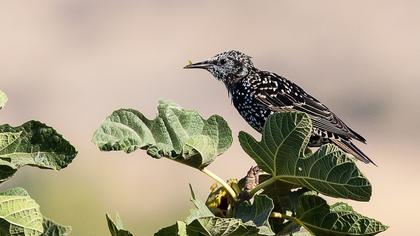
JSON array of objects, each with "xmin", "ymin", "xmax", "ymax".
[{"xmin": 184, "ymin": 50, "xmax": 375, "ymax": 165}]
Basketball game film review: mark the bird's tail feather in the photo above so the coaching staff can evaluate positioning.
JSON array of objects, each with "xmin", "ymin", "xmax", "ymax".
[{"xmin": 331, "ymin": 139, "xmax": 376, "ymax": 166}]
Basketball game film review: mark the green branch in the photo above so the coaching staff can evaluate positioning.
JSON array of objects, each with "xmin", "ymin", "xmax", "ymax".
[
  {"xmin": 270, "ymin": 211, "xmax": 284, "ymax": 219},
  {"xmin": 249, "ymin": 176, "xmax": 278, "ymax": 197}
]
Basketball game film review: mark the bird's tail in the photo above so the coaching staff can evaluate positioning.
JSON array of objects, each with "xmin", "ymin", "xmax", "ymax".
[{"xmin": 331, "ymin": 139, "xmax": 376, "ymax": 166}]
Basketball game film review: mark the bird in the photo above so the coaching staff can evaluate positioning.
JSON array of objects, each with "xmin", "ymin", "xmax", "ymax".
[{"xmin": 184, "ymin": 50, "xmax": 375, "ymax": 165}]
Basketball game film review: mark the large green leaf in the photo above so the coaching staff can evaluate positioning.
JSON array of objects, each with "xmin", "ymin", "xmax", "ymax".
[
  {"xmin": 0, "ymin": 188, "xmax": 43, "ymax": 235},
  {"xmin": 41, "ymin": 218, "xmax": 71, "ymax": 236},
  {"xmin": 92, "ymin": 100, "xmax": 232, "ymax": 169},
  {"xmin": 0, "ymin": 190, "xmax": 71, "ymax": 236},
  {"xmin": 0, "ymin": 90, "xmax": 7, "ymax": 110},
  {"xmin": 256, "ymin": 174, "xmax": 299, "ymax": 212},
  {"xmin": 234, "ymin": 195, "xmax": 274, "ymax": 235},
  {"xmin": 0, "ymin": 121, "xmax": 77, "ymax": 183},
  {"xmin": 106, "ymin": 214, "xmax": 133, "ymax": 236},
  {"xmin": 239, "ymin": 112, "xmax": 371, "ymax": 201},
  {"xmin": 291, "ymin": 193, "xmax": 388, "ymax": 235}
]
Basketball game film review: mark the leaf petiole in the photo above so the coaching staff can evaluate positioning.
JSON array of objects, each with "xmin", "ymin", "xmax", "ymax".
[
  {"xmin": 270, "ymin": 211, "xmax": 284, "ymax": 218},
  {"xmin": 201, "ymin": 168, "xmax": 238, "ymax": 201},
  {"xmin": 248, "ymin": 176, "xmax": 278, "ymax": 197}
]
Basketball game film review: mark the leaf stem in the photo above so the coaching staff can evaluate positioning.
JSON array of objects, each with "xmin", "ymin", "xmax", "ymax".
[
  {"xmin": 201, "ymin": 168, "xmax": 238, "ymax": 201},
  {"xmin": 270, "ymin": 211, "xmax": 284, "ymax": 218},
  {"xmin": 249, "ymin": 176, "xmax": 278, "ymax": 197}
]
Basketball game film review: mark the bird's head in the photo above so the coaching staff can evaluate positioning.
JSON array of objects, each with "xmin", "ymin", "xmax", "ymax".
[{"xmin": 184, "ymin": 50, "xmax": 254, "ymax": 85}]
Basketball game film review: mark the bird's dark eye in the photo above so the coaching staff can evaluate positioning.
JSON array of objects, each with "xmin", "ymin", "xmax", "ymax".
[{"xmin": 220, "ymin": 59, "xmax": 227, "ymax": 65}]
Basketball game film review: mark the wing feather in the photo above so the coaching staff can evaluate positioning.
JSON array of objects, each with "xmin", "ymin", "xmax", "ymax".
[{"xmin": 254, "ymin": 72, "xmax": 366, "ymax": 143}]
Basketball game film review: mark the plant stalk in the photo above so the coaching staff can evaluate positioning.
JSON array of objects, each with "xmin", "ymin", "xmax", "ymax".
[
  {"xmin": 270, "ymin": 211, "xmax": 284, "ymax": 218},
  {"xmin": 249, "ymin": 176, "xmax": 278, "ymax": 197},
  {"xmin": 201, "ymin": 168, "xmax": 238, "ymax": 201}
]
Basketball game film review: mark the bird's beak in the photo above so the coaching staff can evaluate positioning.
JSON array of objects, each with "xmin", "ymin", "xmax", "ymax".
[{"xmin": 183, "ymin": 60, "xmax": 212, "ymax": 69}]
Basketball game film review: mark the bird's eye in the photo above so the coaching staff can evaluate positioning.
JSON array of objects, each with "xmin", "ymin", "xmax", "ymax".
[{"xmin": 220, "ymin": 59, "xmax": 227, "ymax": 65}]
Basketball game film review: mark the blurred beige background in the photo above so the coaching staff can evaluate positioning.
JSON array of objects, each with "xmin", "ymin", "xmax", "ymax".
[{"xmin": 0, "ymin": 1, "xmax": 419, "ymax": 235}]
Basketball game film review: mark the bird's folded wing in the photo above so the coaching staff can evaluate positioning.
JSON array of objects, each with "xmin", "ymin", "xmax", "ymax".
[{"xmin": 254, "ymin": 84, "xmax": 366, "ymax": 143}]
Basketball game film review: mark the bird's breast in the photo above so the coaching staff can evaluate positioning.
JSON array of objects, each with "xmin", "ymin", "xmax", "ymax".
[{"xmin": 231, "ymin": 83, "xmax": 273, "ymax": 132}]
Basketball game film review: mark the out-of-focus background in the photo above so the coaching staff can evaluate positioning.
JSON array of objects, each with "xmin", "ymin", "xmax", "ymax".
[{"xmin": 0, "ymin": 1, "xmax": 418, "ymax": 235}]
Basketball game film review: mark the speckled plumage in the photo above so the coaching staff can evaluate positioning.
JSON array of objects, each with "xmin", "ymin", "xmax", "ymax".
[{"xmin": 185, "ymin": 50, "xmax": 375, "ymax": 165}]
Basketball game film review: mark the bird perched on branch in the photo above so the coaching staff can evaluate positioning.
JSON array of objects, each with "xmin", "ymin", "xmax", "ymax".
[{"xmin": 184, "ymin": 50, "xmax": 375, "ymax": 165}]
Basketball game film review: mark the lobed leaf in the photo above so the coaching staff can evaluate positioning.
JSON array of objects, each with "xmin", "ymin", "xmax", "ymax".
[
  {"xmin": 256, "ymin": 174, "xmax": 298, "ymax": 211},
  {"xmin": 0, "ymin": 187, "xmax": 43, "ymax": 235},
  {"xmin": 234, "ymin": 195, "xmax": 274, "ymax": 235},
  {"xmin": 92, "ymin": 100, "xmax": 232, "ymax": 169},
  {"xmin": 0, "ymin": 121, "xmax": 77, "ymax": 183},
  {"xmin": 292, "ymin": 193, "xmax": 388, "ymax": 235},
  {"xmin": 239, "ymin": 112, "xmax": 371, "ymax": 201}
]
